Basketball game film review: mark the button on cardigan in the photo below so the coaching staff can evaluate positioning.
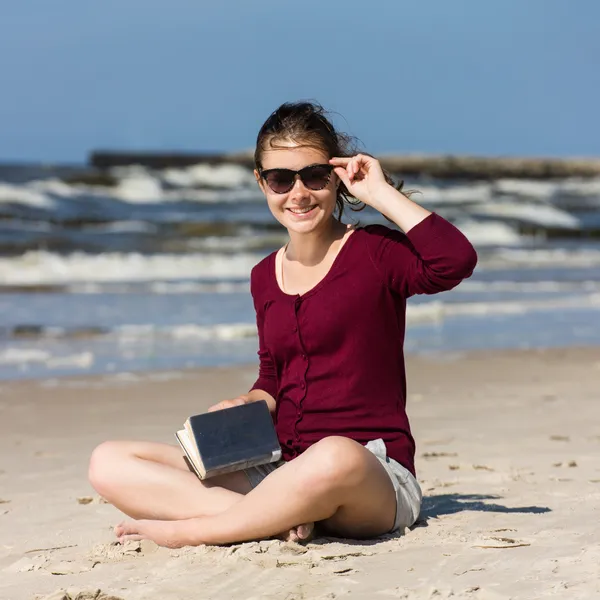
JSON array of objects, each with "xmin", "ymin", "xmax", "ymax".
[{"xmin": 249, "ymin": 213, "xmax": 478, "ymax": 476}]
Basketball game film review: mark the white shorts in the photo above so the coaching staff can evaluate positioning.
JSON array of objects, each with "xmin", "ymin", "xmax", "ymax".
[{"xmin": 244, "ymin": 438, "xmax": 422, "ymax": 532}]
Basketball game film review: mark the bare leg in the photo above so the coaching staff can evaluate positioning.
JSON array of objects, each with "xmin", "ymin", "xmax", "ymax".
[
  {"xmin": 89, "ymin": 440, "xmax": 313, "ymax": 541},
  {"xmin": 88, "ymin": 441, "xmax": 251, "ymax": 520},
  {"xmin": 115, "ymin": 436, "xmax": 397, "ymax": 546}
]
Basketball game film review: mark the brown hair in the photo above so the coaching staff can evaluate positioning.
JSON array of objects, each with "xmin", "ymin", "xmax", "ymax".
[{"xmin": 254, "ymin": 101, "xmax": 407, "ymax": 221}]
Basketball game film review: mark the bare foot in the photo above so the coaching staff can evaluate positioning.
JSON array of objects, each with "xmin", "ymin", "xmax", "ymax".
[
  {"xmin": 278, "ymin": 522, "xmax": 315, "ymax": 543},
  {"xmin": 115, "ymin": 519, "xmax": 185, "ymax": 548}
]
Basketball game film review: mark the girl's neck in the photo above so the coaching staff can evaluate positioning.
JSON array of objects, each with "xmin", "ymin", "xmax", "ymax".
[{"xmin": 286, "ymin": 219, "xmax": 350, "ymax": 266}]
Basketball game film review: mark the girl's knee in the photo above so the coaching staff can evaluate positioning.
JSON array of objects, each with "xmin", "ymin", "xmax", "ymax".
[
  {"xmin": 299, "ymin": 436, "xmax": 370, "ymax": 490},
  {"xmin": 88, "ymin": 440, "xmax": 127, "ymax": 494}
]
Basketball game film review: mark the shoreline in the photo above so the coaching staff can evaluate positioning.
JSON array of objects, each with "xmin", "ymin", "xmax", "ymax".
[
  {"xmin": 88, "ymin": 151, "xmax": 600, "ymax": 180},
  {"xmin": 4, "ymin": 152, "xmax": 600, "ymax": 181},
  {"xmin": 3, "ymin": 344, "xmax": 600, "ymax": 385},
  {"xmin": 2, "ymin": 346, "xmax": 600, "ymax": 599}
]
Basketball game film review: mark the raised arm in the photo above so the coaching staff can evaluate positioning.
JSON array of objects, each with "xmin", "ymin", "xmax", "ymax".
[
  {"xmin": 331, "ymin": 154, "xmax": 477, "ymax": 297},
  {"xmin": 365, "ymin": 213, "xmax": 477, "ymax": 297}
]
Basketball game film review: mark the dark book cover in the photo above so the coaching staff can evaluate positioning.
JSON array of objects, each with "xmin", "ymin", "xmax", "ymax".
[{"xmin": 177, "ymin": 400, "xmax": 281, "ymax": 479}]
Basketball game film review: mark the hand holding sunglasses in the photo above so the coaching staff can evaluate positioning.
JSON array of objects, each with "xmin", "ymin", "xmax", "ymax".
[{"xmin": 329, "ymin": 154, "xmax": 389, "ymax": 209}]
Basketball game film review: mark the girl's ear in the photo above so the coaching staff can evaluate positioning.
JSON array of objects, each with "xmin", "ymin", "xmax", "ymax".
[{"xmin": 254, "ymin": 169, "xmax": 266, "ymax": 194}]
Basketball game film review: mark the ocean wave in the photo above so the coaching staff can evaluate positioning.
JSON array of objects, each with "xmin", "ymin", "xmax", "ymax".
[
  {"xmin": 479, "ymin": 247, "xmax": 600, "ymax": 269},
  {"xmin": 415, "ymin": 183, "xmax": 492, "ymax": 205},
  {"xmin": 159, "ymin": 163, "xmax": 257, "ymax": 189},
  {"xmin": 0, "ymin": 183, "xmax": 56, "ymax": 210},
  {"xmin": 29, "ymin": 178, "xmax": 83, "ymax": 197},
  {"xmin": 0, "ymin": 322, "xmax": 257, "ymax": 344},
  {"xmin": 458, "ymin": 279, "xmax": 600, "ymax": 293},
  {"xmin": 494, "ymin": 177, "xmax": 600, "ymax": 204},
  {"xmin": 406, "ymin": 293, "xmax": 600, "ymax": 324},
  {"xmin": 1, "ymin": 167, "xmax": 598, "ymax": 237},
  {"xmin": 0, "ymin": 250, "xmax": 262, "ymax": 285},
  {"xmin": 0, "ymin": 347, "xmax": 94, "ymax": 368},
  {"xmin": 116, "ymin": 323, "xmax": 257, "ymax": 342},
  {"xmin": 100, "ymin": 165, "xmax": 261, "ymax": 204},
  {"xmin": 3, "ymin": 243, "xmax": 600, "ymax": 287},
  {"xmin": 60, "ymin": 280, "xmax": 251, "ymax": 294},
  {"xmin": 468, "ymin": 201, "xmax": 579, "ymax": 229},
  {"xmin": 3, "ymin": 293, "xmax": 599, "ymax": 347},
  {"xmin": 454, "ymin": 220, "xmax": 522, "ymax": 246}
]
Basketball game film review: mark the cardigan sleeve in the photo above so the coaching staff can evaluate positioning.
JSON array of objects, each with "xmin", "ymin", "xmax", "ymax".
[
  {"xmin": 248, "ymin": 265, "xmax": 279, "ymax": 399},
  {"xmin": 364, "ymin": 213, "xmax": 478, "ymax": 297}
]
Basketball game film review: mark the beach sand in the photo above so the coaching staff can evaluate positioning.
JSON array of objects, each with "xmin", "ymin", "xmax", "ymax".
[{"xmin": 1, "ymin": 347, "xmax": 599, "ymax": 600}]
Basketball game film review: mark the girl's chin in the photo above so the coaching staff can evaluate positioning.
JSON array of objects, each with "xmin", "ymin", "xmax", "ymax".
[{"xmin": 285, "ymin": 219, "xmax": 323, "ymax": 233}]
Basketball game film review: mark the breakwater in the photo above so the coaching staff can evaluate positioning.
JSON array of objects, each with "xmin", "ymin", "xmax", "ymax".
[{"xmin": 89, "ymin": 150, "xmax": 600, "ymax": 180}]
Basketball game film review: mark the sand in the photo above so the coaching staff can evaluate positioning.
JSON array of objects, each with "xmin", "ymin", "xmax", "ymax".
[{"xmin": 1, "ymin": 347, "xmax": 599, "ymax": 600}]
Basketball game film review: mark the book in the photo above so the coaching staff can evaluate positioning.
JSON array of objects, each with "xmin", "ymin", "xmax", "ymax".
[{"xmin": 175, "ymin": 400, "xmax": 282, "ymax": 479}]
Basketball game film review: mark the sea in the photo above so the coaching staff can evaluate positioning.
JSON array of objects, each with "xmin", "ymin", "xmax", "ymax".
[{"xmin": 1, "ymin": 162, "xmax": 600, "ymax": 381}]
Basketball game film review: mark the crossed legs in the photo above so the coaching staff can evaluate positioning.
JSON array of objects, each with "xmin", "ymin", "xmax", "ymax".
[
  {"xmin": 88, "ymin": 440, "xmax": 250, "ymax": 520},
  {"xmin": 88, "ymin": 436, "xmax": 397, "ymax": 547}
]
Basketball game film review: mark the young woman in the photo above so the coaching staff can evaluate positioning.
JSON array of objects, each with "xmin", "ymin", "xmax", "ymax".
[{"xmin": 88, "ymin": 102, "xmax": 477, "ymax": 548}]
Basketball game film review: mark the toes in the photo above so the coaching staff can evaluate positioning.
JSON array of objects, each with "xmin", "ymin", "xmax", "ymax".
[
  {"xmin": 118, "ymin": 534, "xmax": 144, "ymax": 544},
  {"xmin": 276, "ymin": 529, "xmax": 297, "ymax": 542},
  {"xmin": 114, "ymin": 520, "xmax": 138, "ymax": 538},
  {"xmin": 296, "ymin": 523, "xmax": 315, "ymax": 541},
  {"xmin": 277, "ymin": 523, "xmax": 315, "ymax": 543}
]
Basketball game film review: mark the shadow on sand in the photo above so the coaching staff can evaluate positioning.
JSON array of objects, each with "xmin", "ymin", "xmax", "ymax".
[
  {"xmin": 414, "ymin": 493, "xmax": 551, "ymax": 528},
  {"xmin": 308, "ymin": 494, "xmax": 551, "ymax": 546}
]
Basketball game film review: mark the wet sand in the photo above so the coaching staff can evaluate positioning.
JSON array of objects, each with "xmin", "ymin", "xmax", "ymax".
[{"xmin": 1, "ymin": 347, "xmax": 599, "ymax": 600}]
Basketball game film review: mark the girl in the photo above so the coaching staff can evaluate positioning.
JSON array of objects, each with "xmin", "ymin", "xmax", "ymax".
[{"xmin": 89, "ymin": 101, "xmax": 477, "ymax": 548}]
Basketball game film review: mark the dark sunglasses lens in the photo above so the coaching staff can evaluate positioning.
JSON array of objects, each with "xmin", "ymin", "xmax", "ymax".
[
  {"xmin": 302, "ymin": 166, "xmax": 331, "ymax": 190},
  {"xmin": 265, "ymin": 171, "xmax": 294, "ymax": 193}
]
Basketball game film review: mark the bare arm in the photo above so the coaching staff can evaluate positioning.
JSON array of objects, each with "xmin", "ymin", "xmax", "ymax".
[{"xmin": 330, "ymin": 154, "xmax": 431, "ymax": 233}]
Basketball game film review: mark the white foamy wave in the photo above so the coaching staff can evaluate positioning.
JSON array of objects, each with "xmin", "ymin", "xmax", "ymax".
[
  {"xmin": 169, "ymin": 323, "xmax": 257, "ymax": 340},
  {"xmin": 556, "ymin": 177, "xmax": 600, "ymax": 198},
  {"xmin": 0, "ymin": 183, "xmax": 56, "ymax": 210},
  {"xmin": 185, "ymin": 233, "xmax": 286, "ymax": 253},
  {"xmin": 115, "ymin": 322, "xmax": 257, "ymax": 343},
  {"xmin": 418, "ymin": 183, "xmax": 492, "ymax": 206},
  {"xmin": 407, "ymin": 293, "xmax": 600, "ymax": 324},
  {"xmin": 81, "ymin": 221, "xmax": 158, "ymax": 234},
  {"xmin": 101, "ymin": 164, "xmax": 261, "ymax": 204},
  {"xmin": 447, "ymin": 293, "xmax": 600, "ymax": 315},
  {"xmin": 109, "ymin": 166, "xmax": 164, "ymax": 203},
  {"xmin": 0, "ymin": 348, "xmax": 93, "ymax": 369},
  {"xmin": 491, "ymin": 177, "xmax": 600, "ymax": 208},
  {"xmin": 168, "ymin": 187, "xmax": 262, "ymax": 203},
  {"xmin": 63, "ymin": 280, "xmax": 250, "ymax": 294},
  {"xmin": 0, "ymin": 251, "xmax": 261, "ymax": 286},
  {"xmin": 455, "ymin": 220, "xmax": 522, "ymax": 246},
  {"xmin": 479, "ymin": 247, "xmax": 600, "ymax": 269},
  {"xmin": 149, "ymin": 281, "xmax": 249, "ymax": 294},
  {"xmin": 161, "ymin": 164, "xmax": 256, "ymax": 189},
  {"xmin": 29, "ymin": 178, "xmax": 82, "ymax": 197},
  {"xmin": 50, "ymin": 178, "xmax": 261, "ymax": 205},
  {"xmin": 458, "ymin": 279, "xmax": 600, "ymax": 294},
  {"xmin": 103, "ymin": 176, "xmax": 261, "ymax": 205},
  {"xmin": 493, "ymin": 179, "xmax": 558, "ymax": 199},
  {"xmin": 470, "ymin": 202, "xmax": 579, "ymax": 229}
]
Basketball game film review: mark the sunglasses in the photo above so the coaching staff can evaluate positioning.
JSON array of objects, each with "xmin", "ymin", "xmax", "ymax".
[{"xmin": 260, "ymin": 164, "xmax": 334, "ymax": 194}]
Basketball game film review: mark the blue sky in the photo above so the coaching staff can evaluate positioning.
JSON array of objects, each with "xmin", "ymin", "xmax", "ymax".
[{"xmin": 1, "ymin": 0, "xmax": 599, "ymax": 163}]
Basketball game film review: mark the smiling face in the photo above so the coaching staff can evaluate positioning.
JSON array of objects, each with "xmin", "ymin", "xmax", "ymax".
[{"xmin": 255, "ymin": 141, "xmax": 339, "ymax": 236}]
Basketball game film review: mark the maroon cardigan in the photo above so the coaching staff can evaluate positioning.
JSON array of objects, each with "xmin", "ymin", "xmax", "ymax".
[{"xmin": 249, "ymin": 213, "xmax": 477, "ymax": 476}]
